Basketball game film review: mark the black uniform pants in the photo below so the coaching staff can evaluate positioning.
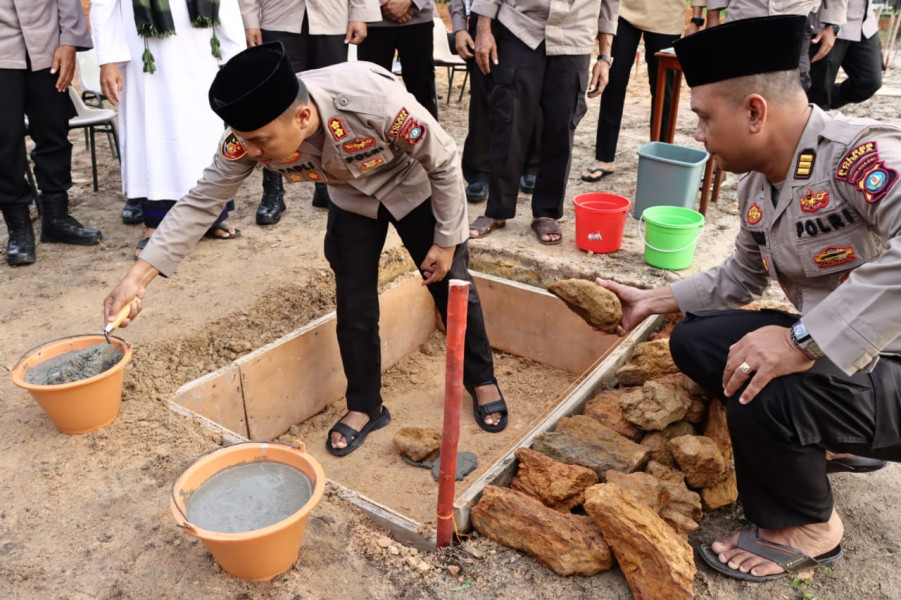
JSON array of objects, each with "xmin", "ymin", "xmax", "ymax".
[
  {"xmin": 594, "ymin": 18, "xmax": 679, "ymax": 162},
  {"xmin": 323, "ymin": 199, "xmax": 495, "ymax": 416},
  {"xmin": 808, "ymin": 33, "xmax": 883, "ymax": 109},
  {"xmin": 0, "ymin": 67, "xmax": 74, "ymax": 209},
  {"xmin": 670, "ymin": 309, "xmax": 901, "ymax": 529},
  {"xmin": 358, "ymin": 22, "xmax": 438, "ymax": 119},
  {"xmin": 262, "ymin": 14, "xmax": 347, "ymax": 72},
  {"xmin": 485, "ymin": 22, "xmax": 589, "ymax": 221}
]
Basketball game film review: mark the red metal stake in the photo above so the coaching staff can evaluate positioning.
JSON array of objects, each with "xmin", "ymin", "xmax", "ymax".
[{"xmin": 436, "ymin": 279, "xmax": 470, "ymax": 549}]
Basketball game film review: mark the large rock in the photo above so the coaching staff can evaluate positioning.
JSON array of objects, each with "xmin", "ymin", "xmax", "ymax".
[
  {"xmin": 532, "ymin": 415, "xmax": 650, "ymax": 479},
  {"xmin": 615, "ymin": 339, "xmax": 680, "ymax": 387},
  {"xmin": 660, "ymin": 507, "xmax": 700, "ymax": 536},
  {"xmin": 620, "ymin": 381, "xmax": 690, "ymax": 431},
  {"xmin": 660, "ymin": 479, "xmax": 703, "ymax": 523},
  {"xmin": 582, "ymin": 390, "xmax": 643, "ymax": 441},
  {"xmin": 639, "ymin": 421, "xmax": 696, "ymax": 467},
  {"xmin": 604, "ymin": 470, "xmax": 664, "ymax": 513},
  {"xmin": 654, "ymin": 373, "xmax": 709, "ymax": 424},
  {"xmin": 670, "ymin": 435, "xmax": 726, "ymax": 489},
  {"xmin": 471, "ymin": 486, "xmax": 613, "ymax": 576},
  {"xmin": 701, "ymin": 467, "xmax": 739, "ymax": 511},
  {"xmin": 584, "ymin": 484, "xmax": 696, "ymax": 600},
  {"xmin": 393, "ymin": 427, "xmax": 442, "ymax": 462},
  {"xmin": 699, "ymin": 400, "xmax": 738, "ymax": 510},
  {"xmin": 511, "ymin": 448, "xmax": 599, "ymax": 513},
  {"xmin": 703, "ymin": 399, "xmax": 733, "ymax": 463},
  {"xmin": 547, "ymin": 278, "xmax": 622, "ymax": 334},
  {"xmin": 645, "ymin": 460, "xmax": 685, "ymax": 485}
]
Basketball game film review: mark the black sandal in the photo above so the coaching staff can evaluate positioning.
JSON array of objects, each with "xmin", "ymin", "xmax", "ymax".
[
  {"xmin": 465, "ymin": 379, "xmax": 508, "ymax": 433},
  {"xmin": 325, "ymin": 406, "xmax": 391, "ymax": 457}
]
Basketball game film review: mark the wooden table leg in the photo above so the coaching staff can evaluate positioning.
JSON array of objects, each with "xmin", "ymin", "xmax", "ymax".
[
  {"xmin": 664, "ymin": 71, "xmax": 682, "ymax": 144},
  {"xmin": 650, "ymin": 62, "xmax": 667, "ymax": 142},
  {"xmin": 699, "ymin": 158, "xmax": 713, "ymax": 216}
]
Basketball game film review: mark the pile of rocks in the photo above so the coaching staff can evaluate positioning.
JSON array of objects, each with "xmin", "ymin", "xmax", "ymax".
[{"xmin": 470, "ymin": 333, "xmax": 738, "ymax": 600}]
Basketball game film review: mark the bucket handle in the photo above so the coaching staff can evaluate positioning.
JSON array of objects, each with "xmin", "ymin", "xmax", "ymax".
[{"xmin": 637, "ymin": 214, "xmax": 705, "ymax": 254}]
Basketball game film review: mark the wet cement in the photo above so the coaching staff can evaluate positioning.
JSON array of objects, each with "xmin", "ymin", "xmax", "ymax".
[
  {"xmin": 402, "ymin": 451, "xmax": 478, "ymax": 481},
  {"xmin": 186, "ymin": 462, "xmax": 313, "ymax": 533},
  {"xmin": 24, "ymin": 344, "xmax": 124, "ymax": 386}
]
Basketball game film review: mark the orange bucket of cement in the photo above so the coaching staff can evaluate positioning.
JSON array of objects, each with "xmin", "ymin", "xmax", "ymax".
[
  {"xmin": 10, "ymin": 334, "xmax": 132, "ymax": 434},
  {"xmin": 170, "ymin": 441, "xmax": 326, "ymax": 581}
]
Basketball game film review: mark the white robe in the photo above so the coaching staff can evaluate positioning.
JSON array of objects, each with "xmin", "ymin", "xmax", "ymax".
[{"xmin": 90, "ymin": 0, "xmax": 246, "ymax": 200}]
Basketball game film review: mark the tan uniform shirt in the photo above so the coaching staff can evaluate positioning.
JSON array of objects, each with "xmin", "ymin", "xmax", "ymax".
[
  {"xmin": 239, "ymin": 0, "xmax": 382, "ymax": 36},
  {"xmin": 672, "ymin": 106, "xmax": 901, "ymax": 375},
  {"xmin": 0, "ymin": 0, "xmax": 92, "ymax": 71},
  {"xmin": 469, "ymin": 0, "xmax": 621, "ymax": 55},
  {"xmin": 620, "ymin": 0, "xmax": 706, "ymax": 36},
  {"xmin": 140, "ymin": 62, "xmax": 468, "ymax": 276},
  {"xmin": 368, "ymin": 0, "xmax": 434, "ymax": 27},
  {"xmin": 706, "ymin": 0, "xmax": 848, "ymax": 25},
  {"xmin": 812, "ymin": 0, "xmax": 878, "ymax": 41}
]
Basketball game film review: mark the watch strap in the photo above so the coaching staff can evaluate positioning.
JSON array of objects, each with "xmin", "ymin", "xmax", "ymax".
[{"xmin": 598, "ymin": 54, "xmax": 613, "ymax": 66}]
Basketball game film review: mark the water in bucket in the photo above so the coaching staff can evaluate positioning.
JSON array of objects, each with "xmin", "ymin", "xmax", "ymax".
[
  {"xmin": 572, "ymin": 192, "xmax": 631, "ymax": 253},
  {"xmin": 187, "ymin": 462, "xmax": 313, "ymax": 533},
  {"xmin": 639, "ymin": 205, "xmax": 705, "ymax": 270}
]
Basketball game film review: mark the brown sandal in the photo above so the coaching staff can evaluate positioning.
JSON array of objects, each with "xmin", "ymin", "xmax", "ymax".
[
  {"xmin": 531, "ymin": 217, "xmax": 562, "ymax": 245},
  {"xmin": 470, "ymin": 215, "xmax": 506, "ymax": 239}
]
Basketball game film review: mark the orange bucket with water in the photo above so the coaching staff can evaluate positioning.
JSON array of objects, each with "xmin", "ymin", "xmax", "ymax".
[
  {"xmin": 10, "ymin": 334, "xmax": 132, "ymax": 434},
  {"xmin": 170, "ymin": 441, "xmax": 326, "ymax": 581},
  {"xmin": 573, "ymin": 192, "xmax": 632, "ymax": 253}
]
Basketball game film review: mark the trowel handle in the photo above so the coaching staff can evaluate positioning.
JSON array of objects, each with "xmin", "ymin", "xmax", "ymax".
[{"xmin": 105, "ymin": 297, "xmax": 135, "ymax": 333}]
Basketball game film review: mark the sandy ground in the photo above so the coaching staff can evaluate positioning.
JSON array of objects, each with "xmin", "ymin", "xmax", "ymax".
[{"xmin": 2, "ymin": 54, "xmax": 901, "ymax": 600}]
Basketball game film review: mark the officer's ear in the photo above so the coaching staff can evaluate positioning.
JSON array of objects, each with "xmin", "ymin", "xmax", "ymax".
[
  {"xmin": 745, "ymin": 93, "xmax": 767, "ymax": 134},
  {"xmin": 293, "ymin": 103, "xmax": 314, "ymax": 131}
]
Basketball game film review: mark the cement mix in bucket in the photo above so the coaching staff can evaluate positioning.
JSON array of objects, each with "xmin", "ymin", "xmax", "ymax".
[
  {"xmin": 186, "ymin": 462, "xmax": 313, "ymax": 533},
  {"xmin": 24, "ymin": 344, "xmax": 124, "ymax": 385}
]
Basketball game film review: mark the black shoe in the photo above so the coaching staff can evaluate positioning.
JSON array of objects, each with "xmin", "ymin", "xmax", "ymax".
[
  {"xmin": 466, "ymin": 181, "xmax": 488, "ymax": 204},
  {"xmin": 257, "ymin": 169, "xmax": 286, "ymax": 225},
  {"xmin": 121, "ymin": 197, "xmax": 144, "ymax": 224},
  {"xmin": 2, "ymin": 206, "xmax": 36, "ymax": 266},
  {"xmin": 520, "ymin": 174, "xmax": 536, "ymax": 194},
  {"xmin": 37, "ymin": 193, "xmax": 102, "ymax": 245},
  {"xmin": 311, "ymin": 182, "xmax": 330, "ymax": 208},
  {"xmin": 826, "ymin": 455, "xmax": 888, "ymax": 474}
]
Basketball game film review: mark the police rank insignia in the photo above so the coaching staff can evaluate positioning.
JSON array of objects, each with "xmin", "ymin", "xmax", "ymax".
[
  {"xmin": 221, "ymin": 133, "xmax": 247, "ymax": 161},
  {"xmin": 746, "ymin": 203, "xmax": 763, "ymax": 225},
  {"xmin": 328, "ymin": 118, "xmax": 348, "ymax": 140},
  {"xmin": 387, "ymin": 108, "xmax": 410, "ymax": 138},
  {"xmin": 343, "ymin": 137, "xmax": 375, "ymax": 153},
  {"xmin": 835, "ymin": 140, "xmax": 898, "ymax": 203},
  {"xmin": 794, "ymin": 149, "xmax": 815, "ymax": 179},
  {"xmin": 280, "ymin": 151, "xmax": 301, "ymax": 164},
  {"xmin": 360, "ymin": 158, "xmax": 384, "ymax": 170},
  {"xmin": 814, "ymin": 246, "xmax": 856, "ymax": 268},
  {"xmin": 799, "ymin": 189, "xmax": 829, "ymax": 212},
  {"xmin": 400, "ymin": 119, "xmax": 425, "ymax": 145},
  {"xmin": 284, "ymin": 172, "xmax": 304, "ymax": 182}
]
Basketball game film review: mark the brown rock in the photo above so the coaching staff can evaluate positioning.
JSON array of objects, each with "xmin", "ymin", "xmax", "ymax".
[
  {"xmin": 511, "ymin": 448, "xmax": 599, "ymax": 512},
  {"xmin": 615, "ymin": 339, "xmax": 680, "ymax": 386},
  {"xmin": 547, "ymin": 279, "xmax": 622, "ymax": 334},
  {"xmin": 670, "ymin": 435, "xmax": 726, "ymax": 489},
  {"xmin": 393, "ymin": 427, "xmax": 442, "ymax": 462},
  {"xmin": 584, "ymin": 484, "xmax": 696, "ymax": 600},
  {"xmin": 604, "ymin": 470, "xmax": 664, "ymax": 513},
  {"xmin": 471, "ymin": 486, "xmax": 613, "ymax": 576},
  {"xmin": 660, "ymin": 480, "xmax": 703, "ymax": 523},
  {"xmin": 703, "ymin": 399, "xmax": 733, "ymax": 463},
  {"xmin": 639, "ymin": 422, "xmax": 696, "ymax": 467},
  {"xmin": 620, "ymin": 381, "xmax": 690, "ymax": 431},
  {"xmin": 582, "ymin": 390, "xmax": 643, "ymax": 441},
  {"xmin": 654, "ymin": 373, "xmax": 709, "ymax": 424},
  {"xmin": 645, "ymin": 460, "xmax": 686, "ymax": 485},
  {"xmin": 660, "ymin": 508, "xmax": 700, "ymax": 536},
  {"xmin": 532, "ymin": 415, "xmax": 649, "ymax": 479},
  {"xmin": 700, "ymin": 466, "xmax": 739, "ymax": 511}
]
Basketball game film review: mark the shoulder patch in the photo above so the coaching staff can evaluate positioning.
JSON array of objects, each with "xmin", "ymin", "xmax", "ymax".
[
  {"xmin": 387, "ymin": 108, "xmax": 410, "ymax": 138},
  {"xmin": 399, "ymin": 119, "xmax": 426, "ymax": 145},
  {"xmin": 221, "ymin": 133, "xmax": 246, "ymax": 161},
  {"xmin": 835, "ymin": 141, "xmax": 878, "ymax": 181},
  {"xmin": 835, "ymin": 140, "xmax": 898, "ymax": 203}
]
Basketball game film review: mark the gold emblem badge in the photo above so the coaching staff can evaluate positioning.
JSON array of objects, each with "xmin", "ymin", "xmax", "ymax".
[
  {"xmin": 814, "ymin": 246, "xmax": 856, "ymax": 268},
  {"xmin": 799, "ymin": 189, "xmax": 829, "ymax": 213},
  {"xmin": 746, "ymin": 203, "xmax": 763, "ymax": 225},
  {"xmin": 360, "ymin": 158, "xmax": 384, "ymax": 171},
  {"xmin": 221, "ymin": 133, "xmax": 247, "ymax": 161}
]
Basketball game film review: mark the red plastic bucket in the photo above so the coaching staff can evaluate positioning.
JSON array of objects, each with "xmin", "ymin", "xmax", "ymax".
[{"xmin": 572, "ymin": 193, "xmax": 631, "ymax": 253}]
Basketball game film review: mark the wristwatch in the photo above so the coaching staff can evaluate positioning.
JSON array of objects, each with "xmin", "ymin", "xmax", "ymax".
[
  {"xmin": 598, "ymin": 54, "xmax": 614, "ymax": 66},
  {"xmin": 824, "ymin": 23, "xmax": 842, "ymax": 36},
  {"xmin": 690, "ymin": 17, "xmax": 705, "ymax": 27},
  {"xmin": 790, "ymin": 321, "xmax": 825, "ymax": 359}
]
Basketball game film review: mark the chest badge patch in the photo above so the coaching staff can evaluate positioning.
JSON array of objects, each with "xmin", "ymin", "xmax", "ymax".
[
  {"xmin": 221, "ymin": 133, "xmax": 247, "ymax": 161},
  {"xmin": 799, "ymin": 189, "xmax": 829, "ymax": 212},
  {"xmin": 387, "ymin": 108, "xmax": 410, "ymax": 138},
  {"xmin": 360, "ymin": 157, "xmax": 384, "ymax": 171},
  {"xmin": 284, "ymin": 172, "xmax": 304, "ymax": 183},
  {"xmin": 328, "ymin": 118, "xmax": 348, "ymax": 141},
  {"xmin": 794, "ymin": 149, "xmax": 816, "ymax": 179},
  {"xmin": 280, "ymin": 151, "xmax": 301, "ymax": 165},
  {"xmin": 746, "ymin": 203, "xmax": 763, "ymax": 225},
  {"xmin": 343, "ymin": 137, "xmax": 375, "ymax": 153},
  {"xmin": 306, "ymin": 171, "xmax": 323, "ymax": 182},
  {"xmin": 814, "ymin": 245, "xmax": 856, "ymax": 268}
]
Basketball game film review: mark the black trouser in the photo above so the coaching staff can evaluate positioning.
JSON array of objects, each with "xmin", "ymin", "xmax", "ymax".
[
  {"xmin": 0, "ymin": 67, "xmax": 74, "ymax": 209},
  {"xmin": 262, "ymin": 15, "xmax": 347, "ymax": 72},
  {"xmin": 484, "ymin": 22, "xmax": 589, "ymax": 221},
  {"xmin": 323, "ymin": 199, "xmax": 495, "ymax": 416},
  {"xmin": 594, "ymin": 18, "xmax": 679, "ymax": 162},
  {"xmin": 358, "ymin": 21, "xmax": 438, "ymax": 119},
  {"xmin": 808, "ymin": 33, "xmax": 883, "ymax": 109},
  {"xmin": 461, "ymin": 17, "xmax": 539, "ymax": 185},
  {"xmin": 670, "ymin": 309, "xmax": 901, "ymax": 529}
]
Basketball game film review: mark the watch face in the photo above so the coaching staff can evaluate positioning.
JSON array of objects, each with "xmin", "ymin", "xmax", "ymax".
[{"xmin": 792, "ymin": 321, "xmax": 810, "ymax": 341}]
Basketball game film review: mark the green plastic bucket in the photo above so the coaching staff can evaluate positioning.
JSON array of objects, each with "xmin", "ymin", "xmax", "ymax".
[
  {"xmin": 638, "ymin": 206, "xmax": 705, "ymax": 270},
  {"xmin": 633, "ymin": 142, "xmax": 709, "ymax": 218}
]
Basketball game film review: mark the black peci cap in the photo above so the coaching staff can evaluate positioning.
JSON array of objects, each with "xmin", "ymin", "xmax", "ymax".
[
  {"xmin": 208, "ymin": 41, "xmax": 301, "ymax": 131},
  {"xmin": 673, "ymin": 15, "xmax": 807, "ymax": 87}
]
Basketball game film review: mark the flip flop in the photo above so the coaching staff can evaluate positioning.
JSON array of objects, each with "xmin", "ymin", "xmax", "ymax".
[
  {"xmin": 531, "ymin": 217, "xmax": 562, "ymax": 245},
  {"xmin": 469, "ymin": 215, "xmax": 506, "ymax": 239},
  {"xmin": 204, "ymin": 222, "xmax": 241, "ymax": 240},
  {"xmin": 826, "ymin": 455, "xmax": 888, "ymax": 473},
  {"xmin": 464, "ymin": 379, "xmax": 508, "ymax": 433},
  {"xmin": 133, "ymin": 236, "xmax": 150, "ymax": 261},
  {"xmin": 698, "ymin": 527, "xmax": 844, "ymax": 582},
  {"xmin": 580, "ymin": 166, "xmax": 614, "ymax": 183},
  {"xmin": 325, "ymin": 406, "xmax": 391, "ymax": 457}
]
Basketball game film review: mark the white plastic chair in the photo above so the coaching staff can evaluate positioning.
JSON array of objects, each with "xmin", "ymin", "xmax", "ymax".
[
  {"xmin": 67, "ymin": 87, "xmax": 120, "ymax": 193},
  {"xmin": 75, "ymin": 48, "xmax": 106, "ymax": 107},
  {"xmin": 432, "ymin": 18, "xmax": 468, "ymax": 104}
]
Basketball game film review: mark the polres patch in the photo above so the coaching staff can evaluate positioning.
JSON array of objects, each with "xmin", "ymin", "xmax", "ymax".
[
  {"xmin": 221, "ymin": 133, "xmax": 247, "ymax": 161},
  {"xmin": 799, "ymin": 189, "xmax": 829, "ymax": 212},
  {"xmin": 400, "ymin": 119, "xmax": 426, "ymax": 145},
  {"xmin": 746, "ymin": 203, "xmax": 763, "ymax": 225},
  {"xmin": 836, "ymin": 141, "xmax": 877, "ymax": 181},
  {"xmin": 856, "ymin": 161, "xmax": 898, "ymax": 203},
  {"xmin": 386, "ymin": 108, "xmax": 410, "ymax": 138},
  {"xmin": 328, "ymin": 118, "xmax": 348, "ymax": 141},
  {"xmin": 814, "ymin": 245, "xmax": 856, "ymax": 268}
]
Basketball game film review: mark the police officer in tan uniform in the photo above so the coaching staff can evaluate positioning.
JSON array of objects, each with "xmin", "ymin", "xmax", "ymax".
[
  {"xmin": 598, "ymin": 16, "xmax": 901, "ymax": 583},
  {"xmin": 103, "ymin": 41, "xmax": 508, "ymax": 455}
]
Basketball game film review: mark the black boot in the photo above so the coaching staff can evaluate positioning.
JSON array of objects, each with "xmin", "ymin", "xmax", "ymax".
[
  {"xmin": 257, "ymin": 169, "xmax": 286, "ymax": 225},
  {"xmin": 37, "ymin": 193, "xmax": 103, "ymax": 245},
  {"xmin": 311, "ymin": 182, "xmax": 330, "ymax": 208},
  {"xmin": 121, "ymin": 197, "xmax": 144, "ymax": 224},
  {"xmin": 2, "ymin": 206, "xmax": 36, "ymax": 266}
]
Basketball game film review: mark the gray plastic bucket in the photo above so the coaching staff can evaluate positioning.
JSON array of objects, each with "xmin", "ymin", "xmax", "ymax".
[{"xmin": 633, "ymin": 142, "xmax": 710, "ymax": 218}]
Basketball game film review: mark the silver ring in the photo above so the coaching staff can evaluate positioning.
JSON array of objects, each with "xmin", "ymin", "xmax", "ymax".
[{"xmin": 738, "ymin": 361, "xmax": 752, "ymax": 375}]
